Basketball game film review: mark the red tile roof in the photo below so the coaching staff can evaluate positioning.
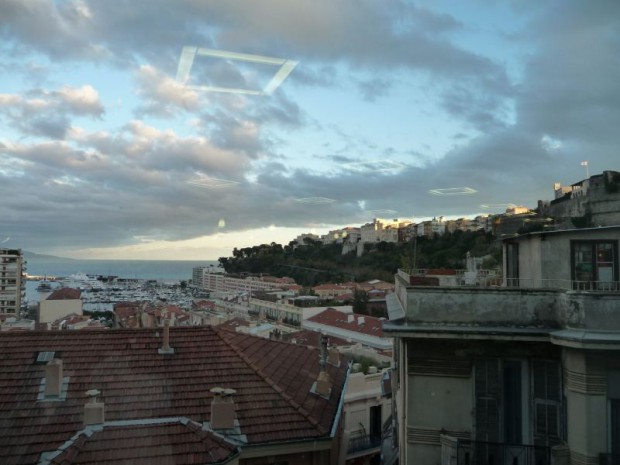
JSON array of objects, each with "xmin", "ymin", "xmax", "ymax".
[
  {"xmin": 0, "ymin": 326, "xmax": 346, "ymax": 465},
  {"xmin": 283, "ymin": 329, "xmax": 350, "ymax": 348},
  {"xmin": 48, "ymin": 418, "xmax": 238, "ymax": 465},
  {"xmin": 46, "ymin": 288, "xmax": 82, "ymax": 300},
  {"xmin": 306, "ymin": 308, "xmax": 384, "ymax": 337},
  {"xmin": 218, "ymin": 317, "xmax": 251, "ymax": 331}
]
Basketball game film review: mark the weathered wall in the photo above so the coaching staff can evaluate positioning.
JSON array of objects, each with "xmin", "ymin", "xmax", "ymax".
[{"xmin": 399, "ymin": 285, "xmax": 620, "ymax": 331}]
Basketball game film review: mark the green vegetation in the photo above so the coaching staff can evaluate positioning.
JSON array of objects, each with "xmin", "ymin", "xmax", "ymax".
[{"xmin": 218, "ymin": 230, "xmax": 500, "ymax": 286}]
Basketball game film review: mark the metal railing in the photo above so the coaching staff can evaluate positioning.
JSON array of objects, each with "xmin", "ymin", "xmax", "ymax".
[
  {"xmin": 600, "ymin": 453, "xmax": 620, "ymax": 465},
  {"xmin": 457, "ymin": 440, "xmax": 550, "ymax": 465},
  {"xmin": 505, "ymin": 278, "xmax": 620, "ymax": 291},
  {"xmin": 400, "ymin": 269, "xmax": 620, "ymax": 292},
  {"xmin": 347, "ymin": 434, "xmax": 382, "ymax": 455}
]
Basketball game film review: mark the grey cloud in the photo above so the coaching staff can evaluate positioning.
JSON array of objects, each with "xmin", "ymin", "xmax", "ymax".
[
  {"xmin": 357, "ymin": 78, "xmax": 392, "ymax": 103},
  {"xmin": 23, "ymin": 116, "xmax": 71, "ymax": 140}
]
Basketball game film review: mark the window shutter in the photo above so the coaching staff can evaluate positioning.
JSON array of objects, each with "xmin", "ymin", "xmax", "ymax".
[
  {"xmin": 532, "ymin": 360, "xmax": 562, "ymax": 445},
  {"xmin": 475, "ymin": 359, "xmax": 501, "ymax": 442}
]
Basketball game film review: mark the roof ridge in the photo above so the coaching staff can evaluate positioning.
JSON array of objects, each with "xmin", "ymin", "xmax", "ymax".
[{"xmin": 213, "ymin": 327, "xmax": 327, "ymax": 436}]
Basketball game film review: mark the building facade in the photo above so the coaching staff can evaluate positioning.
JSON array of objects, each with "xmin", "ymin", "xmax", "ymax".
[
  {"xmin": 0, "ymin": 248, "xmax": 25, "ymax": 315},
  {"xmin": 385, "ymin": 226, "xmax": 620, "ymax": 465}
]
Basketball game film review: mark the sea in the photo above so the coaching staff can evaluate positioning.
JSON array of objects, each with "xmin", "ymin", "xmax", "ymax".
[{"xmin": 24, "ymin": 256, "xmax": 220, "ymax": 306}]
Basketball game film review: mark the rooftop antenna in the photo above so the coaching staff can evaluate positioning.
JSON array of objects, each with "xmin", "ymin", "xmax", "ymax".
[{"xmin": 581, "ymin": 160, "xmax": 589, "ymax": 179}]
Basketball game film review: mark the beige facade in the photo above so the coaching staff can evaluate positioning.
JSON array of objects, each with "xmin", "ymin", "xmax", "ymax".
[
  {"xmin": 248, "ymin": 297, "xmax": 303, "ymax": 326},
  {"xmin": 342, "ymin": 369, "xmax": 392, "ymax": 464},
  {"xmin": 39, "ymin": 298, "xmax": 83, "ymax": 324},
  {"xmin": 386, "ymin": 226, "xmax": 620, "ymax": 465}
]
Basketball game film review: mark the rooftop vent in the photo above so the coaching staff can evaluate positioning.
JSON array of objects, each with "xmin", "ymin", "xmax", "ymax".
[
  {"xmin": 84, "ymin": 389, "xmax": 104, "ymax": 426},
  {"xmin": 210, "ymin": 387, "xmax": 237, "ymax": 429}
]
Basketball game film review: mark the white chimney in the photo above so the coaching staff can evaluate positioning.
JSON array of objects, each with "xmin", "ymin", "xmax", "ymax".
[
  {"xmin": 210, "ymin": 387, "xmax": 236, "ymax": 429},
  {"xmin": 44, "ymin": 359, "xmax": 63, "ymax": 398},
  {"xmin": 84, "ymin": 389, "xmax": 104, "ymax": 425},
  {"xmin": 158, "ymin": 319, "xmax": 175, "ymax": 354},
  {"xmin": 347, "ymin": 314, "xmax": 354, "ymax": 324},
  {"xmin": 358, "ymin": 316, "xmax": 365, "ymax": 325}
]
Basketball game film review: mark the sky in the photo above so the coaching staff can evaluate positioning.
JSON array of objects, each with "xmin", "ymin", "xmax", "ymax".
[{"xmin": 0, "ymin": 0, "xmax": 618, "ymax": 260}]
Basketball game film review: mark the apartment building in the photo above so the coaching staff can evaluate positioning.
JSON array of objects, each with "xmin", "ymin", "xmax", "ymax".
[
  {"xmin": 385, "ymin": 225, "xmax": 620, "ymax": 465},
  {"xmin": 0, "ymin": 248, "xmax": 25, "ymax": 315},
  {"xmin": 193, "ymin": 266, "xmax": 292, "ymax": 294}
]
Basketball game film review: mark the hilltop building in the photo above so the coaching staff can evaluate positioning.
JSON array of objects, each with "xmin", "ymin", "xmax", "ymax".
[
  {"xmin": 539, "ymin": 170, "xmax": 620, "ymax": 228},
  {"xmin": 360, "ymin": 219, "xmax": 412, "ymax": 244},
  {"xmin": 322, "ymin": 227, "xmax": 361, "ymax": 245},
  {"xmin": 0, "ymin": 248, "xmax": 25, "ymax": 316},
  {"xmin": 385, "ymin": 225, "xmax": 620, "ymax": 465}
]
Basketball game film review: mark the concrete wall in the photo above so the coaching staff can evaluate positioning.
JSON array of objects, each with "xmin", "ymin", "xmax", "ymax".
[
  {"xmin": 403, "ymin": 286, "xmax": 558, "ymax": 327},
  {"xmin": 396, "ymin": 284, "xmax": 620, "ymax": 331}
]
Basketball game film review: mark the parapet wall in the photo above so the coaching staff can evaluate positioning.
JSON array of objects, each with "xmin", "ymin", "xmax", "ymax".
[{"xmin": 395, "ymin": 274, "xmax": 620, "ymax": 331}]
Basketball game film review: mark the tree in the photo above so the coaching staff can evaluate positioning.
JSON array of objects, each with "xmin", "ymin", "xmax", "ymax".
[{"xmin": 353, "ymin": 289, "xmax": 369, "ymax": 314}]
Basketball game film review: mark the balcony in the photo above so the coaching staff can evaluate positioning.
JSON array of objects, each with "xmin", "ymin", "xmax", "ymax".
[
  {"xmin": 347, "ymin": 434, "xmax": 382, "ymax": 455},
  {"xmin": 448, "ymin": 439, "xmax": 549, "ymax": 465},
  {"xmin": 401, "ymin": 269, "xmax": 620, "ymax": 292},
  {"xmin": 391, "ymin": 270, "xmax": 620, "ymax": 333}
]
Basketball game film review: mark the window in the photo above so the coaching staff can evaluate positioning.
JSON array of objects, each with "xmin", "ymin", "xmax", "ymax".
[
  {"xmin": 571, "ymin": 241, "xmax": 618, "ymax": 290},
  {"xmin": 505, "ymin": 242, "xmax": 519, "ymax": 287}
]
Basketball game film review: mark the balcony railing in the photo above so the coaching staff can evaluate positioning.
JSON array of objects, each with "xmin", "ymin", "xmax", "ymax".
[
  {"xmin": 399, "ymin": 269, "xmax": 620, "ymax": 292},
  {"xmin": 347, "ymin": 434, "xmax": 382, "ymax": 455},
  {"xmin": 600, "ymin": 453, "xmax": 620, "ymax": 465},
  {"xmin": 457, "ymin": 440, "xmax": 550, "ymax": 465},
  {"xmin": 505, "ymin": 278, "xmax": 620, "ymax": 291}
]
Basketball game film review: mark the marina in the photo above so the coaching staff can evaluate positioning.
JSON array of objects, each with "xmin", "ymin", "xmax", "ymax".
[{"xmin": 26, "ymin": 273, "xmax": 204, "ymax": 313}]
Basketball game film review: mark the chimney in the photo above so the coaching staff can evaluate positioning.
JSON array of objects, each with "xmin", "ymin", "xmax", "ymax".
[
  {"xmin": 358, "ymin": 316, "xmax": 365, "ymax": 325},
  {"xmin": 84, "ymin": 389, "xmax": 104, "ymax": 425},
  {"xmin": 44, "ymin": 359, "xmax": 63, "ymax": 398},
  {"xmin": 210, "ymin": 387, "xmax": 237, "ymax": 429},
  {"xmin": 347, "ymin": 314, "xmax": 354, "ymax": 324},
  {"xmin": 327, "ymin": 346, "xmax": 340, "ymax": 366},
  {"xmin": 158, "ymin": 319, "xmax": 175, "ymax": 354},
  {"xmin": 315, "ymin": 334, "xmax": 332, "ymax": 397}
]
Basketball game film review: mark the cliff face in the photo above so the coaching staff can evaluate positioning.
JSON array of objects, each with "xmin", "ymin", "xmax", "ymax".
[{"xmin": 539, "ymin": 170, "xmax": 620, "ymax": 228}]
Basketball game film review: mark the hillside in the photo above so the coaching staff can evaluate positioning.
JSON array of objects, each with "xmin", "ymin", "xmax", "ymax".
[{"xmin": 218, "ymin": 230, "xmax": 501, "ymax": 286}]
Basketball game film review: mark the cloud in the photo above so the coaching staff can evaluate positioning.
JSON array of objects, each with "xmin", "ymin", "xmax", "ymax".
[
  {"xmin": 0, "ymin": 85, "xmax": 104, "ymax": 139},
  {"xmin": 135, "ymin": 64, "xmax": 200, "ymax": 117},
  {"xmin": 1, "ymin": 0, "xmax": 619, "ymax": 258}
]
